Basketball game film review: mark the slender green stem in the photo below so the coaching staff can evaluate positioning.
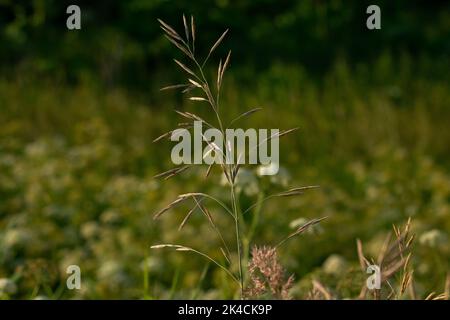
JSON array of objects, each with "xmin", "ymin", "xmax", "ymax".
[
  {"xmin": 152, "ymin": 244, "xmax": 239, "ymax": 285},
  {"xmin": 246, "ymin": 191, "xmax": 264, "ymax": 246},
  {"xmin": 186, "ymin": 40, "xmax": 242, "ymax": 298},
  {"xmin": 231, "ymin": 183, "xmax": 244, "ymax": 299},
  {"xmin": 189, "ymin": 51, "xmax": 226, "ymax": 136},
  {"xmin": 193, "ymin": 197, "xmax": 232, "ymax": 259},
  {"xmin": 180, "ymin": 192, "xmax": 235, "ymax": 218}
]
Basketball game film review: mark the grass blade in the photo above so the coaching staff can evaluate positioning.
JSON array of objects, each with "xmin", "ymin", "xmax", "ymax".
[
  {"xmin": 228, "ymin": 107, "xmax": 262, "ymax": 127},
  {"xmin": 150, "ymin": 244, "xmax": 239, "ymax": 284},
  {"xmin": 210, "ymin": 29, "xmax": 228, "ymax": 55},
  {"xmin": 276, "ymin": 217, "xmax": 328, "ymax": 248},
  {"xmin": 174, "ymin": 59, "xmax": 197, "ymax": 77},
  {"xmin": 182, "ymin": 14, "xmax": 189, "ymax": 43}
]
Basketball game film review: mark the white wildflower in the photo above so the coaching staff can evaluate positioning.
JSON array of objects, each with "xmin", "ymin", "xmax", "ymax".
[
  {"xmin": 322, "ymin": 254, "xmax": 348, "ymax": 275},
  {"xmin": 0, "ymin": 278, "xmax": 17, "ymax": 295},
  {"xmin": 419, "ymin": 229, "xmax": 447, "ymax": 248}
]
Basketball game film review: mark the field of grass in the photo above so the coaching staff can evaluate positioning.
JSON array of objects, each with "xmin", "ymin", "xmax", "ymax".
[{"xmin": 0, "ymin": 53, "xmax": 449, "ymax": 299}]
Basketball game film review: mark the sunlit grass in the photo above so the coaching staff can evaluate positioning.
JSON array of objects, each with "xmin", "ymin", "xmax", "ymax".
[{"xmin": 0, "ymin": 54, "xmax": 448, "ymax": 299}]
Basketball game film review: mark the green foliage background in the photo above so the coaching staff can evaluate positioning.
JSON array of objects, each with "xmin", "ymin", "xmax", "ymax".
[{"xmin": 0, "ymin": 0, "xmax": 449, "ymax": 299}]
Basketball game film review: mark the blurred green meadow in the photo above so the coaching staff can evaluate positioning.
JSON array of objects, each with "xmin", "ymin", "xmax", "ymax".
[{"xmin": 0, "ymin": 1, "xmax": 449, "ymax": 299}]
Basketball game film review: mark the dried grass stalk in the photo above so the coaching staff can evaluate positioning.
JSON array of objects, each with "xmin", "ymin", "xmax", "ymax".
[{"xmin": 245, "ymin": 246, "xmax": 294, "ymax": 300}]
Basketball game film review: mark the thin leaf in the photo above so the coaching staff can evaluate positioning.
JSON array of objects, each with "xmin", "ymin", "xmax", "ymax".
[
  {"xmin": 312, "ymin": 280, "xmax": 333, "ymax": 300},
  {"xmin": 160, "ymin": 84, "xmax": 188, "ymax": 91},
  {"xmin": 174, "ymin": 59, "xmax": 197, "ymax": 77},
  {"xmin": 177, "ymin": 192, "xmax": 234, "ymax": 218},
  {"xmin": 189, "ymin": 97, "xmax": 208, "ymax": 102},
  {"xmin": 188, "ymin": 79, "xmax": 202, "ymax": 88},
  {"xmin": 153, "ymin": 197, "xmax": 187, "ymax": 220},
  {"xmin": 165, "ymin": 35, "xmax": 192, "ymax": 57},
  {"xmin": 356, "ymin": 239, "xmax": 370, "ymax": 270},
  {"xmin": 278, "ymin": 127, "xmax": 300, "ymax": 138},
  {"xmin": 205, "ymin": 164, "xmax": 213, "ymax": 178},
  {"xmin": 210, "ymin": 29, "xmax": 228, "ymax": 55},
  {"xmin": 202, "ymin": 30, "xmax": 229, "ymax": 67},
  {"xmin": 228, "ymin": 107, "xmax": 262, "ymax": 127},
  {"xmin": 178, "ymin": 198, "xmax": 203, "ymax": 231},
  {"xmin": 425, "ymin": 292, "xmax": 436, "ymax": 300},
  {"xmin": 219, "ymin": 50, "xmax": 231, "ymax": 86},
  {"xmin": 191, "ymin": 15, "xmax": 195, "ymax": 52},
  {"xmin": 153, "ymin": 165, "xmax": 191, "ymax": 180},
  {"xmin": 242, "ymin": 186, "xmax": 319, "ymax": 215},
  {"xmin": 160, "ymin": 25, "xmax": 182, "ymax": 41},
  {"xmin": 153, "ymin": 167, "xmax": 181, "ymax": 179},
  {"xmin": 153, "ymin": 130, "xmax": 173, "ymax": 143},
  {"xmin": 182, "ymin": 85, "xmax": 196, "ymax": 94},
  {"xmin": 174, "ymin": 110, "xmax": 214, "ymax": 128},
  {"xmin": 220, "ymin": 247, "xmax": 231, "ymax": 264},
  {"xmin": 188, "ymin": 197, "xmax": 232, "ymax": 266},
  {"xmin": 276, "ymin": 217, "xmax": 328, "ymax": 248},
  {"xmin": 182, "ymin": 14, "xmax": 189, "ymax": 43},
  {"xmin": 150, "ymin": 244, "xmax": 239, "ymax": 284},
  {"xmin": 217, "ymin": 59, "xmax": 222, "ymax": 89},
  {"xmin": 158, "ymin": 19, "xmax": 181, "ymax": 40}
]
